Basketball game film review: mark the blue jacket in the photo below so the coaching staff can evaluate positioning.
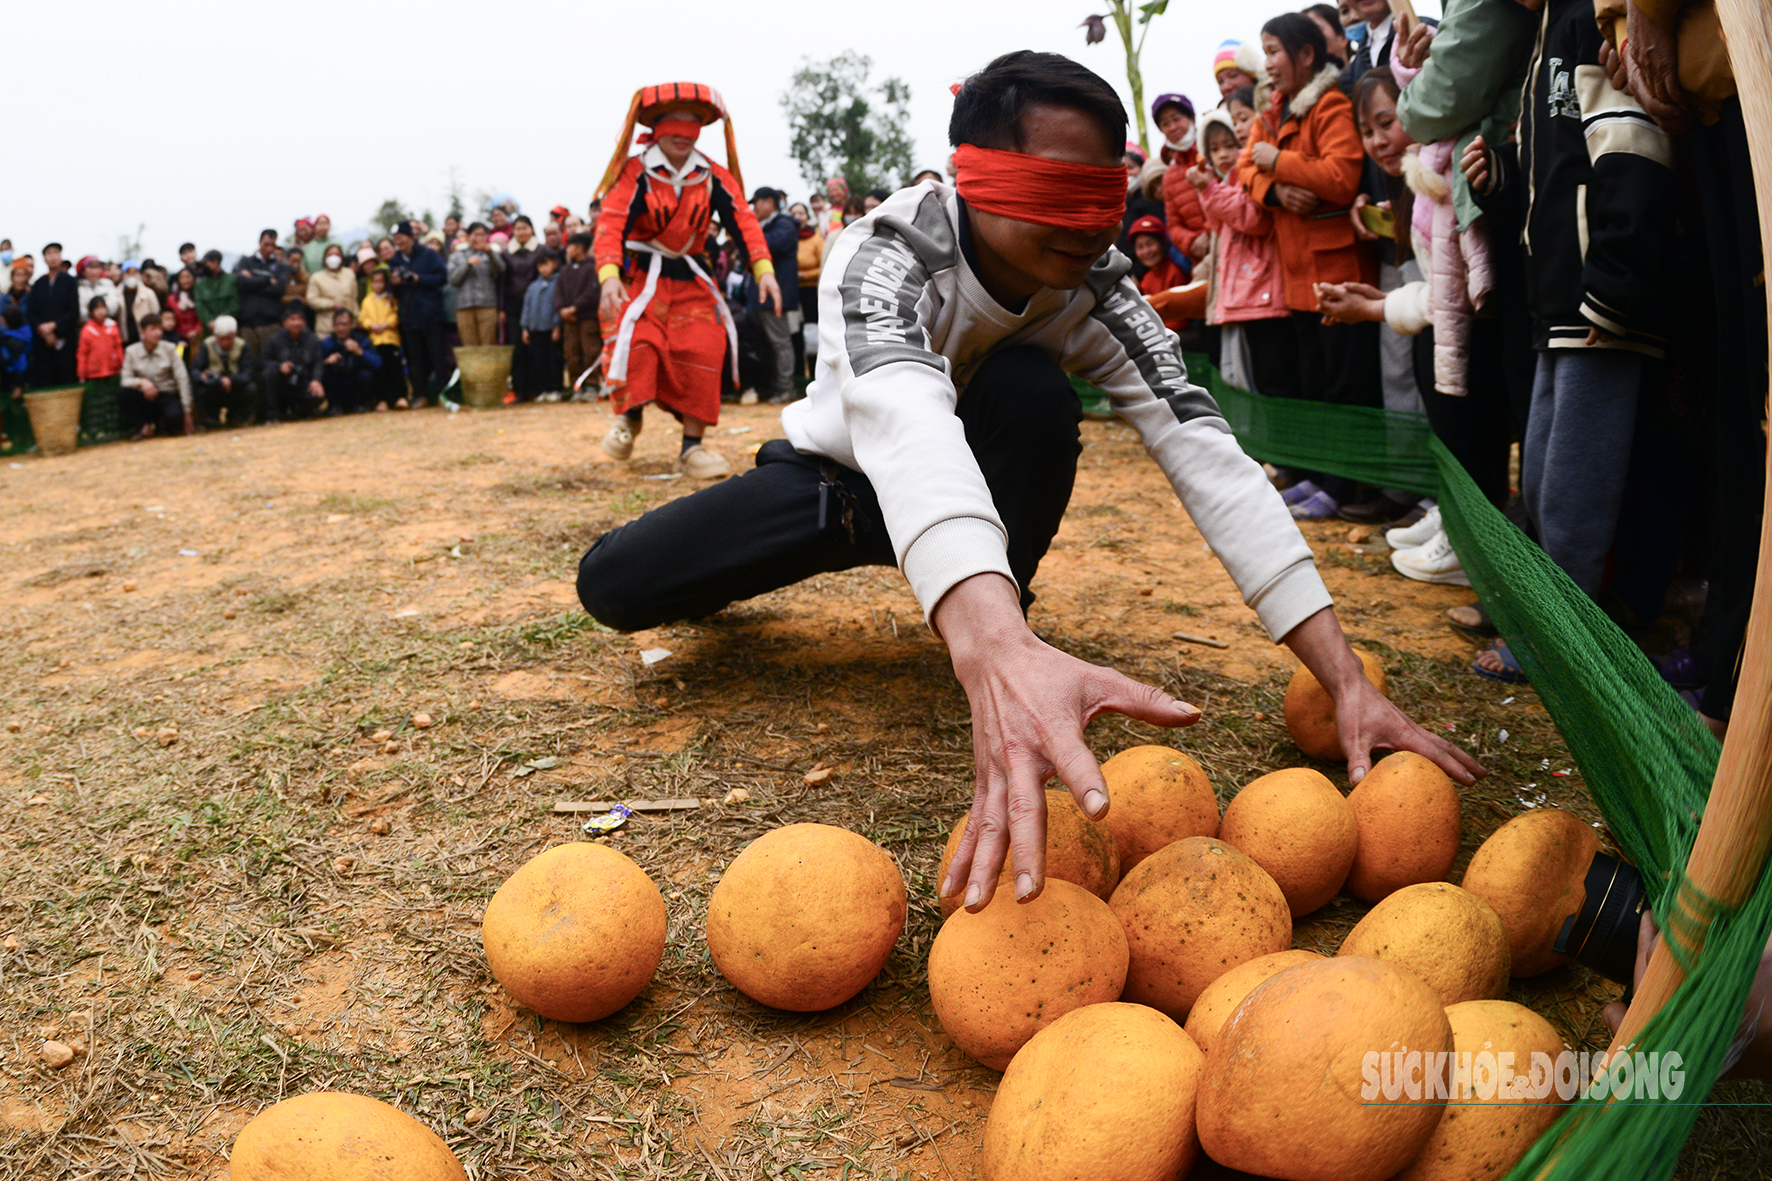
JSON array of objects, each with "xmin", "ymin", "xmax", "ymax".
[
  {"xmin": 520, "ymin": 275, "xmax": 561, "ymax": 332},
  {"xmin": 390, "ymin": 245, "xmax": 447, "ymax": 328},
  {"xmin": 749, "ymin": 211, "xmax": 800, "ymax": 313},
  {"xmin": 0, "ymin": 323, "xmax": 30, "ymax": 378},
  {"xmin": 320, "ymin": 329, "xmax": 383, "ymax": 380}
]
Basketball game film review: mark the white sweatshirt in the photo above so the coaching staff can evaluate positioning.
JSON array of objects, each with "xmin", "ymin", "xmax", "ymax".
[{"xmin": 780, "ymin": 182, "xmax": 1332, "ymax": 642}]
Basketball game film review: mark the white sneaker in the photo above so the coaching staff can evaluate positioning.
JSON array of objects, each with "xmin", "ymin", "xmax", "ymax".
[
  {"xmin": 1390, "ymin": 528, "xmax": 1470, "ymax": 586},
  {"xmin": 601, "ymin": 419, "xmax": 638, "ymax": 461},
  {"xmin": 1385, "ymin": 502, "xmax": 1442, "ymax": 550},
  {"xmin": 676, "ymin": 444, "xmax": 731, "ymax": 479},
  {"xmin": 738, "ymin": 389, "xmax": 759, "ymax": 406}
]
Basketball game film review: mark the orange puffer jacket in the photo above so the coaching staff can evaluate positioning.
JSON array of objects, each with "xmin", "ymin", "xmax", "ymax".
[{"xmin": 1238, "ymin": 64, "xmax": 1370, "ymax": 311}]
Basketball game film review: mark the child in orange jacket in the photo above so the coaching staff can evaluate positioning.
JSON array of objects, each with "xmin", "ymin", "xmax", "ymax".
[{"xmin": 76, "ymin": 297, "xmax": 124, "ymax": 380}]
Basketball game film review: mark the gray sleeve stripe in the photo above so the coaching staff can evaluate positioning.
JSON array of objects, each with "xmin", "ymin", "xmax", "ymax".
[
  {"xmin": 1088, "ymin": 278, "xmax": 1224, "ymax": 424},
  {"xmin": 840, "ymin": 227, "xmax": 942, "ymax": 377}
]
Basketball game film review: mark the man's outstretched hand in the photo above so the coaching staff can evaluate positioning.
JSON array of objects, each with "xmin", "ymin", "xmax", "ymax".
[
  {"xmin": 933, "ymin": 573, "xmax": 1200, "ymax": 913},
  {"xmin": 1283, "ymin": 606, "xmax": 1484, "ymax": 787}
]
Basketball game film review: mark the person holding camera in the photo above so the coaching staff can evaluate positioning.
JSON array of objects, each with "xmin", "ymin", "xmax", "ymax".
[{"xmin": 387, "ymin": 220, "xmax": 447, "ymax": 406}]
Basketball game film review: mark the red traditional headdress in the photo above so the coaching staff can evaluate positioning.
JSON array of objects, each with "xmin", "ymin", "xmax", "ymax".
[{"xmin": 595, "ymin": 82, "xmax": 743, "ymax": 200}]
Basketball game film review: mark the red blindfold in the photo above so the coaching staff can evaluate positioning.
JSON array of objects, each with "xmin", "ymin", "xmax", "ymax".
[
  {"xmin": 954, "ymin": 143, "xmax": 1127, "ymax": 234},
  {"xmin": 640, "ymin": 116, "xmax": 704, "ymax": 146}
]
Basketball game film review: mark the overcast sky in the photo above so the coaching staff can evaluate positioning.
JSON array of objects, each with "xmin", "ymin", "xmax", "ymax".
[{"xmin": 6, "ymin": 0, "xmax": 1437, "ymax": 266}]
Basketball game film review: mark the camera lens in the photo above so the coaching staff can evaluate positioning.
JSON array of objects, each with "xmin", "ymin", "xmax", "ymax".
[{"xmin": 1553, "ymin": 851, "xmax": 1647, "ymax": 986}]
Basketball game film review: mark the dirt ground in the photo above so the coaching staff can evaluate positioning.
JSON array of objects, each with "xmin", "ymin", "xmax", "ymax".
[{"xmin": 1, "ymin": 402, "xmax": 1765, "ymax": 1179}]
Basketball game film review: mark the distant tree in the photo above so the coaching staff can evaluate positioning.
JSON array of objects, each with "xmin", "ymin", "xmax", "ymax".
[
  {"xmin": 447, "ymin": 168, "xmax": 467, "ymax": 222},
  {"xmin": 780, "ymin": 51, "xmax": 915, "ymax": 197},
  {"xmin": 370, "ymin": 199, "xmax": 410, "ymax": 235},
  {"xmin": 116, "ymin": 223, "xmax": 145, "ymax": 261}
]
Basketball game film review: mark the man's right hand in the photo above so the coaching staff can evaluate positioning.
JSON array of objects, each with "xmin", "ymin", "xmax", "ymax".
[
  {"xmin": 599, "ymin": 275, "xmax": 628, "ymax": 321},
  {"xmin": 280, "ymin": 362, "xmax": 294, "ymax": 375},
  {"xmin": 221, "ymin": 376, "xmax": 232, "ymax": 392},
  {"xmin": 933, "ymin": 573, "xmax": 1200, "ymax": 912}
]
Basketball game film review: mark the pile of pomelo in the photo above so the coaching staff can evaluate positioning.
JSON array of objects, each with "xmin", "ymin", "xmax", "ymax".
[{"xmin": 235, "ymin": 652, "xmax": 1604, "ymax": 1181}]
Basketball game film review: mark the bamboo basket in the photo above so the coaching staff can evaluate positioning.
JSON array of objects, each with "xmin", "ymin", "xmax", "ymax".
[
  {"xmin": 455, "ymin": 346, "xmax": 513, "ymax": 410},
  {"xmin": 23, "ymin": 386, "xmax": 84, "ymax": 456}
]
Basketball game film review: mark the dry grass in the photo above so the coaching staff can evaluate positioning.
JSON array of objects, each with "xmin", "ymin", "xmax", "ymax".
[{"xmin": 0, "ymin": 403, "xmax": 1764, "ymax": 1179}]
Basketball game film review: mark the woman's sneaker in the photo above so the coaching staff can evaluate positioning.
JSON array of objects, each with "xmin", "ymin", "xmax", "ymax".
[
  {"xmin": 1390, "ymin": 529, "xmax": 1470, "ymax": 585},
  {"xmin": 601, "ymin": 419, "xmax": 638, "ymax": 460},
  {"xmin": 1280, "ymin": 479, "xmax": 1322, "ymax": 507},
  {"xmin": 1385, "ymin": 502, "xmax": 1442, "ymax": 550},
  {"xmin": 677, "ymin": 444, "xmax": 730, "ymax": 479},
  {"xmin": 1289, "ymin": 490, "xmax": 1341, "ymax": 520}
]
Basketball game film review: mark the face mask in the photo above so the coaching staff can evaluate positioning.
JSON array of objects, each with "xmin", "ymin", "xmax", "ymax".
[
  {"xmin": 325, "ymin": 256, "xmax": 343, "ymax": 270},
  {"xmin": 1166, "ymin": 126, "xmax": 1198, "ymax": 154},
  {"xmin": 124, "ymin": 275, "xmax": 140, "ymax": 288}
]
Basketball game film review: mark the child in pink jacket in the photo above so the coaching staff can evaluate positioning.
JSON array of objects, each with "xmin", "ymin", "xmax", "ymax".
[{"xmin": 1188, "ymin": 108, "xmax": 1289, "ymax": 397}]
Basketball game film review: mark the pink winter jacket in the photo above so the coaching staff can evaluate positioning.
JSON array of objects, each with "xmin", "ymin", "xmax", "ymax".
[{"xmin": 1199, "ymin": 178, "xmax": 1286, "ymax": 325}]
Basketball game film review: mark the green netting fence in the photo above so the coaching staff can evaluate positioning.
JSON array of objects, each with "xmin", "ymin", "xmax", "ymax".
[{"xmin": 1178, "ymin": 351, "xmax": 1772, "ymax": 1180}]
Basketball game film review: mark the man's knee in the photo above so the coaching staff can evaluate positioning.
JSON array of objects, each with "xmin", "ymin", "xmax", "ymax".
[{"xmin": 576, "ymin": 530, "xmax": 652, "ymax": 632}]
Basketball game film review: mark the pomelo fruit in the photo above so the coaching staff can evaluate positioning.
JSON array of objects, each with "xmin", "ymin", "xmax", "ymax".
[
  {"xmin": 1098, "ymin": 745, "xmax": 1220, "ymax": 873},
  {"xmin": 1196, "ymin": 957, "xmax": 1452, "ymax": 1181},
  {"xmin": 1283, "ymin": 649, "xmax": 1386, "ymax": 761},
  {"xmin": 1338, "ymin": 882, "xmax": 1510, "ymax": 1005},
  {"xmin": 1109, "ymin": 837, "xmax": 1291, "ymax": 1021},
  {"xmin": 706, "ymin": 823, "xmax": 906, "ymax": 1011},
  {"xmin": 481, "ymin": 842, "xmax": 666, "ymax": 1023},
  {"xmin": 983, "ymin": 1002, "xmax": 1204, "ymax": 1181},
  {"xmin": 231, "ymin": 1092, "xmax": 466, "ymax": 1180},
  {"xmin": 1183, "ymin": 949, "xmax": 1325, "ymax": 1057},
  {"xmin": 1396, "ymin": 1000, "xmax": 1568, "ymax": 1181},
  {"xmin": 927, "ymin": 879, "xmax": 1128, "ymax": 1070},
  {"xmin": 1460, "ymin": 809, "xmax": 1601, "ymax": 976},
  {"xmin": 1217, "ymin": 767, "xmax": 1359, "ymax": 916},
  {"xmin": 937, "ymin": 788, "xmax": 1119, "ymax": 917},
  {"xmin": 1345, "ymin": 751, "xmax": 1462, "ymax": 902}
]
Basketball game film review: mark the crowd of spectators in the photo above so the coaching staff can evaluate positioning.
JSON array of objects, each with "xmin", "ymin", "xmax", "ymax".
[
  {"xmin": 0, "ymin": 202, "xmax": 604, "ymax": 440},
  {"xmin": 1091, "ymin": 0, "xmax": 1761, "ymax": 735}
]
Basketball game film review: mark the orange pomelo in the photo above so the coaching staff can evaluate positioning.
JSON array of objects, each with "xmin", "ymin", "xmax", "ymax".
[
  {"xmin": 1460, "ymin": 809, "xmax": 1601, "ymax": 976},
  {"xmin": 1098, "ymin": 745, "xmax": 1220, "ymax": 873},
  {"xmin": 937, "ymin": 788, "xmax": 1120, "ymax": 917},
  {"xmin": 1217, "ymin": 767, "xmax": 1359, "ymax": 916},
  {"xmin": 706, "ymin": 823, "xmax": 906, "ymax": 1011},
  {"xmin": 927, "ymin": 879, "xmax": 1128, "ymax": 1070},
  {"xmin": 1283, "ymin": 649, "xmax": 1386, "ymax": 761},
  {"xmin": 481, "ymin": 842, "xmax": 666, "ymax": 1023},
  {"xmin": 1109, "ymin": 837, "xmax": 1291, "ymax": 1021},
  {"xmin": 1345, "ymin": 752, "xmax": 1462, "ymax": 902},
  {"xmin": 1338, "ymin": 882, "xmax": 1511, "ymax": 1005}
]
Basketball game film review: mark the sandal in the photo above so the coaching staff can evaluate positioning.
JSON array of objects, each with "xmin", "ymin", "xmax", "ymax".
[
  {"xmin": 1446, "ymin": 604, "xmax": 1498, "ymax": 639},
  {"xmin": 1473, "ymin": 640, "xmax": 1528, "ymax": 684},
  {"xmin": 1653, "ymin": 648, "xmax": 1708, "ymax": 692}
]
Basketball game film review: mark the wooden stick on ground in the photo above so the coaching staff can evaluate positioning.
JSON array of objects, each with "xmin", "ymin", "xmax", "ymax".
[{"xmin": 1606, "ymin": 0, "xmax": 1772, "ymax": 1058}]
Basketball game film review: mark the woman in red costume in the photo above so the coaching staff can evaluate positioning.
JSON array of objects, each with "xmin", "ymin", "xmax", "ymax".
[{"xmin": 595, "ymin": 82, "xmax": 781, "ymax": 478}]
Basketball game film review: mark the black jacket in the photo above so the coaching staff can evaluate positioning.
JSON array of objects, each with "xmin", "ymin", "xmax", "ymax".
[
  {"xmin": 260, "ymin": 327, "xmax": 324, "ymax": 386},
  {"xmin": 29, "ymin": 271, "xmax": 80, "ymax": 342},
  {"xmin": 755, "ymin": 212, "xmax": 800, "ymax": 311},
  {"xmin": 234, "ymin": 251, "xmax": 292, "ymax": 328},
  {"xmin": 389, "ymin": 245, "xmax": 447, "ymax": 328},
  {"xmin": 1476, "ymin": 0, "xmax": 1675, "ymax": 355}
]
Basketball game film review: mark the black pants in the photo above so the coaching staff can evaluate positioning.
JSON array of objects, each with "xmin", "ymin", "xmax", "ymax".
[
  {"xmin": 372, "ymin": 344, "xmax": 404, "ymax": 405},
  {"xmin": 578, "ymin": 346, "xmax": 1083, "ymax": 631},
  {"xmin": 513, "ymin": 330, "xmax": 562, "ymax": 398},
  {"xmin": 266, "ymin": 372, "xmax": 326, "ymax": 420},
  {"xmin": 119, "ymin": 382, "xmax": 187, "ymax": 436},
  {"xmin": 1240, "ymin": 316, "xmax": 1301, "ymax": 399},
  {"xmin": 322, "ymin": 367, "xmax": 375, "ymax": 414},
  {"xmin": 28, "ymin": 338, "xmax": 76, "ymax": 388},
  {"xmin": 194, "ymin": 373, "xmax": 256, "ymax": 427},
  {"xmin": 401, "ymin": 320, "xmax": 446, "ymax": 403},
  {"xmin": 1291, "ymin": 311, "xmax": 1382, "ymax": 502},
  {"xmin": 1417, "ymin": 319, "xmax": 1514, "ymax": 508},
  {"xmin": 1691, "ymin": 100, "xmax": 1767, "ymax": 721}
]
